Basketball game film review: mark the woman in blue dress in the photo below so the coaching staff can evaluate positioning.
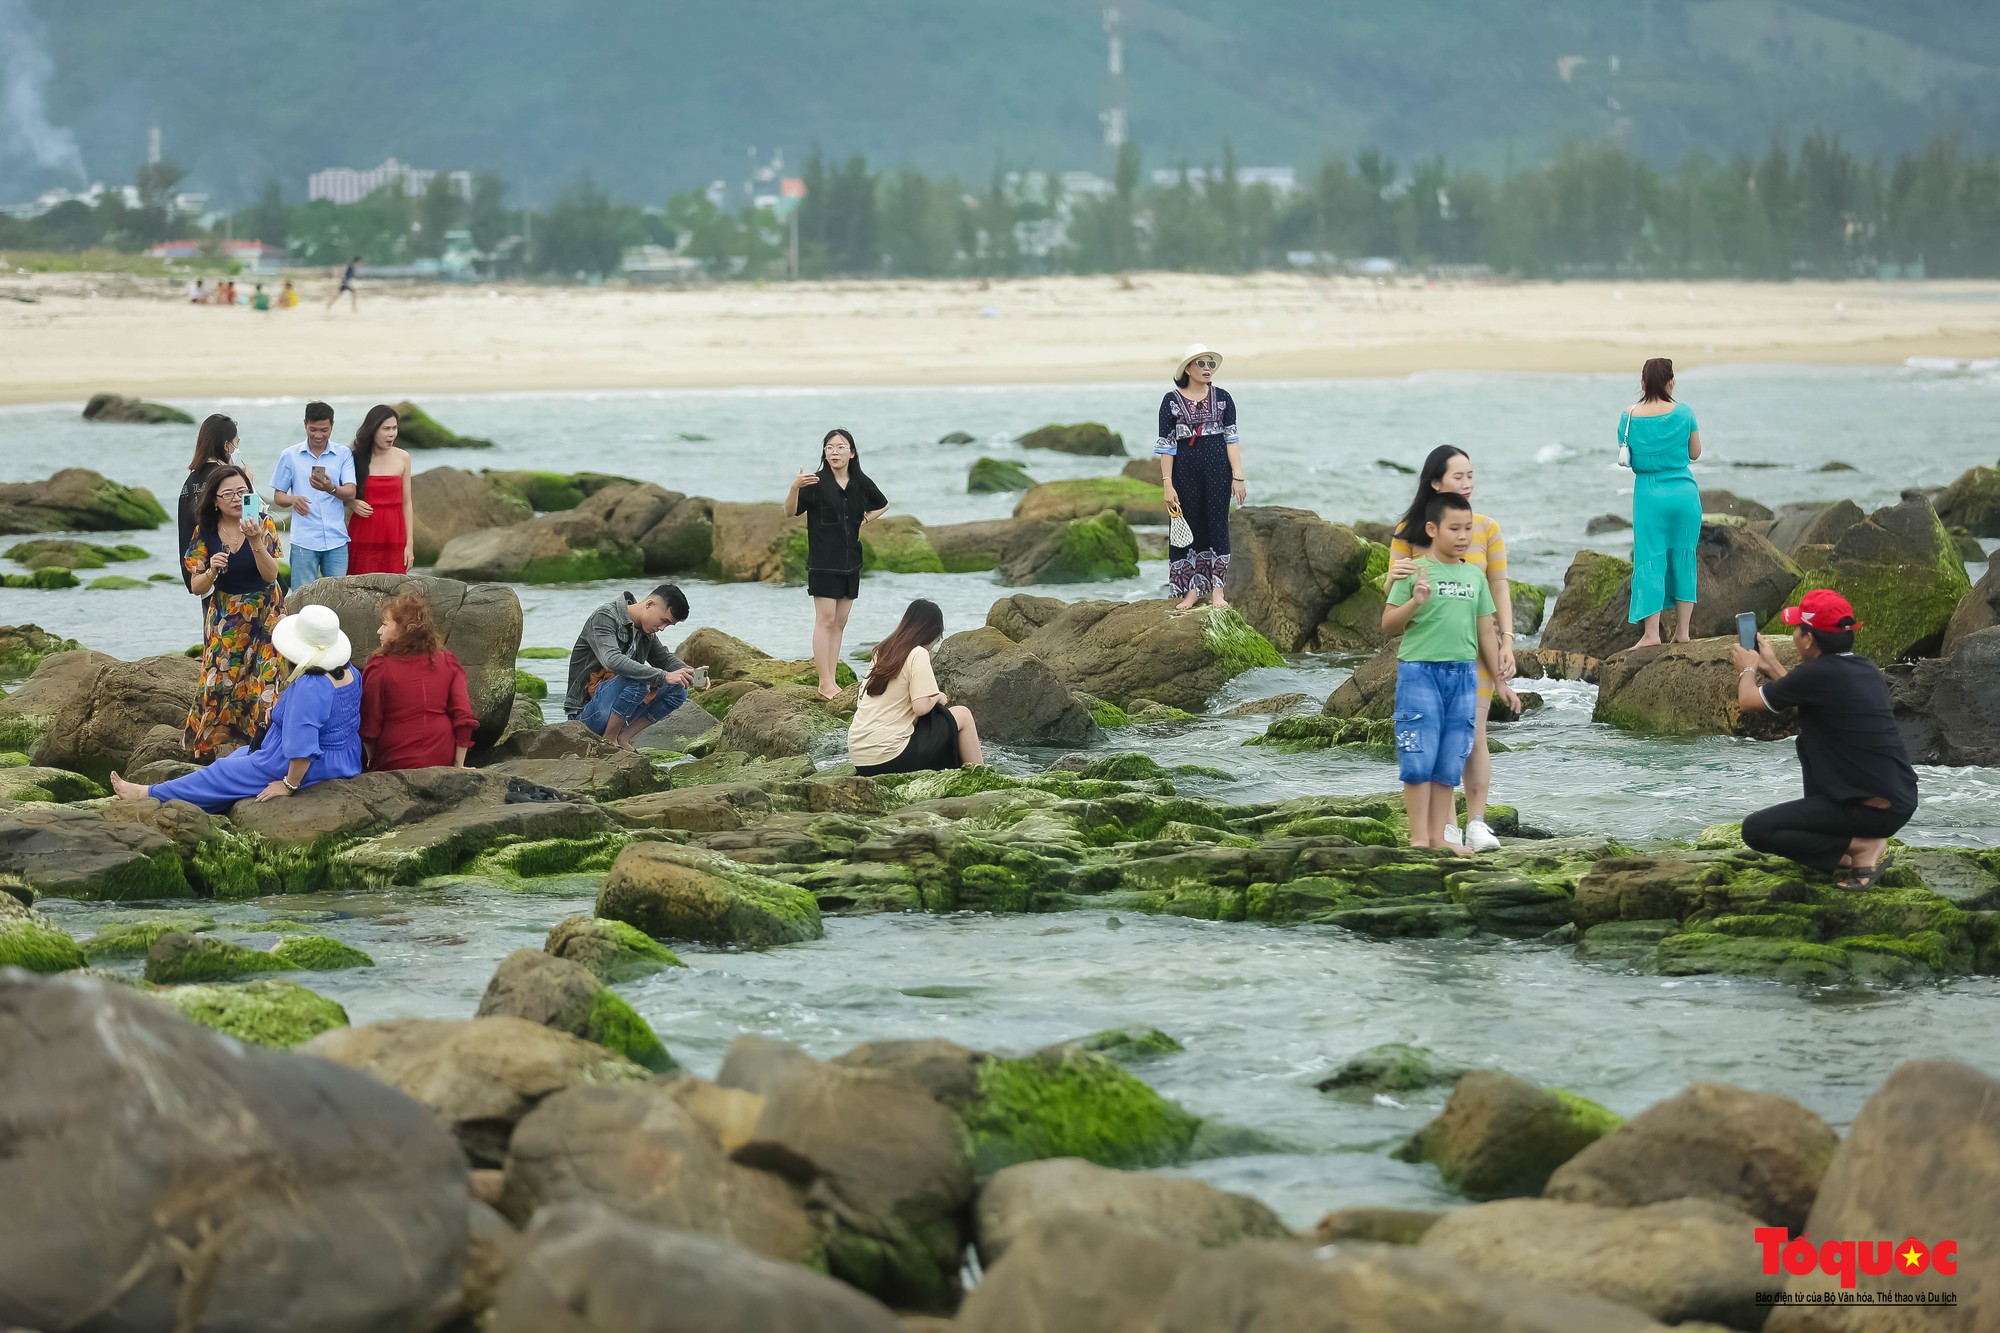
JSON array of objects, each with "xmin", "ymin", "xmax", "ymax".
[
  {"xmin": 109, "ymin": 604, "xmax": 364, "ymax": 813},
  {"xmin": 1622, "ymin": 357, "xmax": 1704, "ymax": 649}
]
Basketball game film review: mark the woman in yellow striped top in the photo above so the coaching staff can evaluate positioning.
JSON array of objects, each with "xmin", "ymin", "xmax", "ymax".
[{"xmin": 1386, "ymin": 446, "xmax": 1514, "ymax": 852}]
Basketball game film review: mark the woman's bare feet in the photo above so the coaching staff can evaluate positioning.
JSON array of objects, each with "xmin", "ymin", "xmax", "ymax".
[
  {"xmin": 816, "ymin": 685, "xmax": 841, "ymax": 701},
  {"xmin": 107, "ymin": 771, "xmax": 150, "ymax": 802},
  {"xmin": 1628, "ymin": 634, "xmax": 1662, "ymax": 650},
  {"xmin": 1208, "ymin": 589, "xmax": 1229, "ymax": 608},
  {"xmin": 1174, "ymin": 591, "xmax": 1201, "ymax": 610},
  {"xmin": 1442, "ymin": 842, "xmax": 1477, "ymax": 857}
]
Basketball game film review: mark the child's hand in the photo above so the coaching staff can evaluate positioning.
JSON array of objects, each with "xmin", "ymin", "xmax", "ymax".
[
  {"xmin": 1410, "ymin": 565, "xmax": 1432, "ymax": 604},
  {"xmin": 1497, "ymin": 682, "xmax": 1521, "ymax": 713},
  {"xmin": 1387, "ymin": 555, "xmax": 1417, "ymax": 583}
]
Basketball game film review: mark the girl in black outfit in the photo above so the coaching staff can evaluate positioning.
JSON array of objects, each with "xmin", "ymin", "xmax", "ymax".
[
  {"xmin": 1734, "ymin": 589, "xmax": 1919, "ymax": 889},
  {"xmin": 178, "ymin": 414, "xmax": 243, "ymax": 592},
  {"xmin": 785, "ymin": 428, "xmax": 887, "ymax": 699}
]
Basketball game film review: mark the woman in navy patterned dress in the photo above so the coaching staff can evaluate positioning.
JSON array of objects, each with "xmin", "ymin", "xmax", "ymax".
[{"xmin": 1156, "ymin": 343, "xmax": 1245, "ymax": 609}]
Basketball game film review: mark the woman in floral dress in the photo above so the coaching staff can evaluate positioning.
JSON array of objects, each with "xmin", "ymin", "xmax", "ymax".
[{"xmin": 182, "ymin": 464, "xmax": 285, "ymax": 757}]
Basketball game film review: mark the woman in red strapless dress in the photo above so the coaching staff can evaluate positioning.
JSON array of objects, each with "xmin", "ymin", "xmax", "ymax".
[{"xmin": 346, "ymin": 403, "xmax": 415, "ymax": 574}]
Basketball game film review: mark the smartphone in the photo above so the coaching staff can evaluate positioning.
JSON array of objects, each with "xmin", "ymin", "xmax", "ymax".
[
  {"xmin": 1736, "ymin": 611, "xmax": 1759, "ymax": 651},
  {"xmin": 240, "ymin": 493, "xmax": 262, "ymax": 526},
  {"xmin": 310, "ymin": 464, "xmax": 329, "ymax": 486}
]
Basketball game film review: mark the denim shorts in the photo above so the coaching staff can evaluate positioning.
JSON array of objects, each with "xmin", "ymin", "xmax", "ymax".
[{"xmin": 1394, "ymin": 659, "xmax": 1480, "ymax": 786}]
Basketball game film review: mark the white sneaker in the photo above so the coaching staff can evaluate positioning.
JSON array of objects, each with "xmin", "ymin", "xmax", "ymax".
[
  {"xmin": 1442, "ymin": 825, "xmax": 1462, "ymax": 846},
  {"xmin": 1465, "ymin": 819, "xmax": 1501, "ymax": 853}
]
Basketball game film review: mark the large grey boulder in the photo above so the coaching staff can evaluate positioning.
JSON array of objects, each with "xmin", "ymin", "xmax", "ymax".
[
  {"xmin": 1541, "ymin": 523, "xmax": 1800, "ymax": 660},
  {"xmin": 0, "ymin": 649, "xmax": 199, "ymax": 781},
  {"xmin": 0, "ymin": 972, "xmax": 469, "ymax": 1332},
  {"xmin": 432, "ymin": 511, "xmax": 644, "ymax": 586},
  {"xmin": 1942, "ymin": 552, "xmax": 1998, "ymax": 653},
  {"xmin": 486, "ymin": 1201, "xmax": 904, "ymax": 1333},
  {"xmin": 1224, "ymin": 506, "xmax": 1383, "ymax": 653},
  {"xmin": 410, "ymin": 466, "xmax": 533, "ymax": 563},
  {"xmin": 81, "ymin": 391, "xmax": 194, "ymax": 424},
  {"xmin": 1888, "ymin": 626, "xmax": 2000, "ymax": 766},
  {"xmin": 975, "ymin": 1156, "xmax": 1290, "ymax": 1264},
  {"xmin": 0, "ymin": 467, "xmax": 169, "ymax": 534},
  {"xmin": 287, "ymin": 572, "xmax": 523, "ymax": 745},
  {"xmin": 931, "ymin": 626, "xmax": 1099, "ymax": 747}
]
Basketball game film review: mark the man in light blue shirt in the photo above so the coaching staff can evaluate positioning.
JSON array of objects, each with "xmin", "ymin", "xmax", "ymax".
[{"xmin": 270, "ymin": 401, "xmax": 357, "ymax": 585}]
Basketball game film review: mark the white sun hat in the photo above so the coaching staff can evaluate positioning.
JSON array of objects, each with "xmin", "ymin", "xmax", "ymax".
[
  {"xmin": 272, "ymin": 603, "xmax": 352, "ymax": 679},
  {"xmin": 1174, "ymin": 343, "xmax": 1223, "ymax": 381}
]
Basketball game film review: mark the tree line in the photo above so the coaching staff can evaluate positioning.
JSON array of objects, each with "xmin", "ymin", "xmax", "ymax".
[{"xmin": 5, "ymin": 134, "xmax": 1997, "ymax": 281}]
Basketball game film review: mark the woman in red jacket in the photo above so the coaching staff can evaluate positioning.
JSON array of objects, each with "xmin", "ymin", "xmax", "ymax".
[{"xmin": 360, "ymin": 593, "xmax": 477, "ymax": 770}]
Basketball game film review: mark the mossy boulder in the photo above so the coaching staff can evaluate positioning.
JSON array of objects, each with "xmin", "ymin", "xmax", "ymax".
[
  {"xmin": 1539, "ymin": 550, "xmax": 1637, "ymax": 659},
  {"xmin": 859, "ymin": 515, "xmax": 945, "ymax": 573},
  {"xmin": 5, "ymin": 540, "xmax": 148, "ymax": 570},
  {"xmin": 961, "ymin": 1044, "xmax": 1204, "ymax": 1174},
  {"xmin": 0, "ymin": 765, "xmax": 107, "ymax": 803},
  {"xmin": 483, "ymin": 469, "xmax": 584, "ymax": 512},
  {"xmin": 597, "ymin": 841, "xmax": 824, "ymax": 947},
  {"xmin": 1016, "ymin": 422, "xmax": 1127, "ymax": 456},
  {"xmin": 1014, "ymin": 475, "xmax": 1164, "ymax": 525},
  {"xmin": 1000, "ymin": 510, "xmax": 1140, "ymax": 585},
  {"xmin": 270, "ymin": 934, "xmax": 375, "ymax": 971},
  {"xmin": 433, "ymin": 511, "xmax": 644, "ymax": 584},
  {"xmin": 1, "ymin": 567, "xmax": 80, "ymax": 589},
  {"xmin": 980, "ymin": 596, "xmax": 1280, "ymax": 713},
  {"xmin": 0, "ymin": 625, "xmax": 81, "ymax": 678},
  {"xmin": 1592, "ymin": 637, "xmax": 1802, "ymax": 738},
  {"xmin": 144, "ymin": 931, "xmax": 300, "ymax": 984},
  {"xmin": 1248, "ymin": 715, "xmax": 1394, "ymax": 752},
  {"xmin": 512, "ymin": 668, "xmax": 549, "ymax": 700},
  {"xmin": 0, "ymin": 468, "xmax": 169, "ymax": 534},
  {"xmin": 968, "ymin": 457, "xmax": 1037, "ymax": 493},
  {"xmin": 1069, "ymin": 1027, "xmax": 1183, "ymax": 1061},
  {"xmin": 86, "ymin": 575, "xmax": 150, "ymax": 590},
  {"xmin": 159, "ymin": 978, "xmax": 350, "ymax": 1048},
  {"xmin": 1778, "ymin": 495, "xmax": 1971, "ymax": 661},
  {"xmin": 544, "ymin": 912, "xmax": 685, "ymax": 982},
  {"xmin": 81, "ymin": 392, "xmax": 194, "ymax": 425},
  {"xmin": 1317, "ymin": 1042, "xmax": 1468, "ymax": 1095},
  {"xmin": 1934, "ymin": 462, "xmax": 2000, "ymax": 538},
  {"xmin": 1394, "ymin": 1070, "xmax": 1622, "ymax": 1199},
  {"xmin": 0, "ymin": 900, "xmax": 85, "ymax": 973},
  {"xmin": 1512, "ymin": 582, "xmax": 1550, "ymax": 635},
  {"xmin": 476, "ymin": 947, "xmax": 676, "ymax": 1072},
  {"xmin": 81, "ymin": 913, "xmax": 215, "ymax": 960},
  {"xmin": 392, "ymin": 401, "xmax": 494, "ymax": 450},
  {"xmin": 1224, "ymin": 507, "xmax": 1384, "ymax": 653}
]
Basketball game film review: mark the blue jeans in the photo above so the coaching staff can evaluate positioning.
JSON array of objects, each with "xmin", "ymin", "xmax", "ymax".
[
  {"xmin": 1394, "ymin": 659, "xmax": 1479, "ymax": 787},
  {"xmin": 290, "ymin": 544, "xmax": 349, "ymax": 585},
  {"xmin": 581, "ymin": 674, "xmax": 687, "ymax": 737}
]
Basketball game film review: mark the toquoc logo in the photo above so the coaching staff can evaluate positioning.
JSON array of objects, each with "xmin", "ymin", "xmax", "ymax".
[{"xmin": 1755, "ymin": 1228, "xmax": 1960, "ymax": 1290}]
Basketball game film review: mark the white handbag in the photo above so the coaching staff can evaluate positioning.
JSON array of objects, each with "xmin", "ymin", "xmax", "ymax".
[
  {"xmin": 1618, "ymin": 408, "xmax": 1634, "ymax": 469},
  {"xmin": 1167, "ymin": 499, "xmax": 1194, "ymax": 548}
]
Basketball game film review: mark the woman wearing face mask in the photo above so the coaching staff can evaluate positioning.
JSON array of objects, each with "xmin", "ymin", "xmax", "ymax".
[
  {"xmin": 1386, "ymin": 445, "xmax": 1514, "ymax": 852},
  {"xmin": 180, "ymin": 464, "xmax": 285, "ymax": 756},
  {"xmin": 785, "ymin": 428, "xmax": 887, "ymax": 699},
  {"xmin": 1156, "ymin": 344, "xmax": 1244, "ymax": 610},
  {"xmin": 179, "ymin": 414, "xmax": 246, "ymax": 593}
]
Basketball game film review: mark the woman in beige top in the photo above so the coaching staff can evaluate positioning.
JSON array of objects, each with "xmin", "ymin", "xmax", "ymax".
[{"xmin": 848, "ymin": 599, "xmax": 983, "ymax": 775}]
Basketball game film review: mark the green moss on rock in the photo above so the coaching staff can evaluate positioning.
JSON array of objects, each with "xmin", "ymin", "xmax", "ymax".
[
  {"xmin": 962, "ymin": 1045, "xmax": 1203, "ymax": 1173},
  {"xmin": 514, "ymin": 545, "xmax": 645, "ymax": 585},
  {"xmin": 85, "ymin": 575, "xmax": 149, "ymax": 590},
  {"xmin": 392, "ymin": 400, "xmax": 494, "ymax": 450},
  {"xmin": 1247, "ymin": 716, "xmax": 1394, "ymax": 752},
  {"xmin": 860, "ymin": 521, "xmax": 946, "ymax": 574},
  {"xmin": 0, "ymin": 919, "xmax": 86, "ymax": 972},
  {"xmin": 512, "ymin": 669, "xmax": 549, "ymax": 699},
  {"xmin": 486, "ymin": 469, "xmax": 584, "ymax": 512},
  {"xmin": 160, "ymin": 978, "xmax": 350, "ymax": 1048},
  {"xmin": 967, "ymin": 457, "xmax": 1037, "ymax": 493},
  {"xmin": 583, "ymin": 988, "xmax": 678, "ymax": 1072},
  {"xmin": 81, "ymin": 914, "xmax": 215, "ymax": 959},
  {"xmin": 2, "ymin": 567, "xmax": 81, "ymax": 590},
  {"xmin": 144, "ymin": 931, "xmax": 299, "ymax": 984},
  {"xmin": 1089, "ymin": 698, "xmax": 1131, "ymax": 729},
  {"xmin": 270, "ymin": 934, "xmax": 375, "ymax": 971},
  {"xmin": 1201, "ymin": 607, "xmax": 1284, "ymax": 675},
  {"xmin": 1036, "ymin": 511, "xmax": 1141, "ymax": 583},
  {"xmin": 1015, "ymin": 422, "xmax": 1127, "ymax": 456},
  {"xmin": 1070, "ymin": 1026, "xmax": 1184, "ymax": 1061},
  {"xmin": 1316, "ymin": 1042, "xmax": 1465, "ymax": 1094}
]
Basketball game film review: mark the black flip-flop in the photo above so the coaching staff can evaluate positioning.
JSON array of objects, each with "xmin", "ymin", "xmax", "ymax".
[{"xmin": 1837, "ymin": 859, "xmax": 1889, "ymax": 891}]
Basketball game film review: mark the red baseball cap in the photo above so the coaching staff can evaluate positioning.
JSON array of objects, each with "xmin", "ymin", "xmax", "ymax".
[{"xmin": 1781, "ymin": 589, "xmax": 1863, "ymax": 630}]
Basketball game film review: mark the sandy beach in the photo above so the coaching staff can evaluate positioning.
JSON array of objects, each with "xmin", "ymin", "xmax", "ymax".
[{"xmin": 4, "ymin": 271, "xmax": 1999, "ymax": 405}]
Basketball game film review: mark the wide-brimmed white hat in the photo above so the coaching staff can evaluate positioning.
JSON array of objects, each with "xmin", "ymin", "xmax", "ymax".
[
  {"xmin": 272, "ymin": 604, "xmax": 352, "ymax": 678},
  {"xmin": 1174, "ymin": 343, "xmax": 1223, "ymax": 381}
]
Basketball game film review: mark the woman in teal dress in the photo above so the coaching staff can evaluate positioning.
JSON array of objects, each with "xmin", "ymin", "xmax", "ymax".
[{"xmin": 1621, "ymin": 357, "xmax": 1703, "ymax": 648}]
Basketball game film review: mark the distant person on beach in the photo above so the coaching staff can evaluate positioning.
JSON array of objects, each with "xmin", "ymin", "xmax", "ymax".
[
  {"xmin": 1382, "ymin": 491, "xmax": 1521, "ymax": 854},
  {"xmin": 180, "ymin": 464, "xmax": 285, "ymax": 757},
  {"xmin": 1387, "ymin": 445, "xmax": 1515, "ymax": 851},
  {"xmin": 271, "ymin": 401, "xmax": 357, "ymax": 585},
  {"xmin": 178, "ymin": 413, "xmax": 245, "ymax": 593},
  {"xmin": 344, "ymin": 403, "xmax": 415, "ymax": 574},
  {"xmin": 112, "ymin": 605, "xmax": 363, "ymax": 810},
  {"xmin": 1732, "ymin": 590, "xmax": 1918, "ymax": 890},
  {"xmin": 328, "ymin": 256, "xmax": 360, "ymax": 311},
  {"xmin": 565, "ymin": 584, "xmax": 698, "ymax": 749},
  {"xmin": 786, "ymin": 428, "xmax": 887, "ymax": 699},
  {"xmin": 187, "ymin": 279, "xmax": 205, "ymax": 303},
  {"xmin": 252, "ymin": 284, "xmax": 270, "ymax": 312},
  {"xmin": 1621, "ymin": 357, "xmax": 1702, "ymax": 648},
  {"xmin": 848, "ymin": 598, "xmax": 982, "ymax": 775},
  {"xmin": 279, "ymin": 280, "xmax": 299, "ymax": 309},
  {"xmin": 1157, "ymin": 343, "xmax": 1244, "ymax": 610},
  {"xmin": 360, "ymin": 593, "xmax": 475, "ymax": 771}
]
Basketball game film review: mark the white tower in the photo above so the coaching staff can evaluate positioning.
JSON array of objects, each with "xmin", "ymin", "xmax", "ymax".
[
  {"xmin": 1100, "ymin": 6, "xmax": 1127, "ymax": 154},
  {"xmin": 147, "ymin": 125, "xmax": 161, "ymax": 165}
]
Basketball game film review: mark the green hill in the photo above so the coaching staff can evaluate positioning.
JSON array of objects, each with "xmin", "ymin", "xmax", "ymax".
[{"xmin": 16, "ymin": 0, "xmax": 2000, "ymax": 204}]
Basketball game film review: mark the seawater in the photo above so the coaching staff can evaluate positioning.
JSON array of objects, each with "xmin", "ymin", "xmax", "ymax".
[{"xmin": 5, "ymin": 363, "xmax": 1998, "ymax": 1223}]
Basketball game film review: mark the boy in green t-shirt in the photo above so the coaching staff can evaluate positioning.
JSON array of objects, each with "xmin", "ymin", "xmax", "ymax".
[{"xmin": 1381, "ymin": 491, "xmax": 1520, "ymax": 853}]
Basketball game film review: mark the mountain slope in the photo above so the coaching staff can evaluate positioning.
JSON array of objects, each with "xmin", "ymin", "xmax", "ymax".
[{"xmin": 9, "ymin": 0, "xmax": 1998, "ymax": 204}]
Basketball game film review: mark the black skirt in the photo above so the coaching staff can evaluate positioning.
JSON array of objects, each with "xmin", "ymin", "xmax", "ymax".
[
  {"xmin": 854, "ymin": 707, "xmax": 960, "ymax": 777},
  {"xmin": 807, "ymin": 568, "xmax": 862, "ymax": 600}
]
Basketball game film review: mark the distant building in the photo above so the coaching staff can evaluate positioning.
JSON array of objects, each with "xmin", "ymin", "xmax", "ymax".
[
  {"xmin": 1150, "ymin": 166, "xmax": 1297, "ymax": 193},
  {"xmin": 309, "ymin": 159, "xmax": 472, "ymax": 205}
]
